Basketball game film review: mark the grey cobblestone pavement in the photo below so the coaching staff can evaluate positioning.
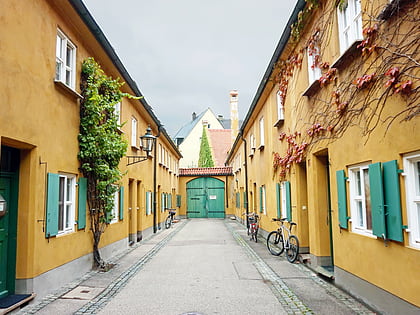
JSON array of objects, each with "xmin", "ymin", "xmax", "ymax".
[{"xmin": 16, "ymin": 219, "xmax": 376, "ymax": 315}]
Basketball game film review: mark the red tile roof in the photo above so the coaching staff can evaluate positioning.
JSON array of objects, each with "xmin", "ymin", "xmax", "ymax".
[
  {"xmin": 207, "ymin": 129, "xmax": 232, "ymax": 167},
  {"xmin": 179, "ymin": 167, "xmax": 233, "ymax": 176}
]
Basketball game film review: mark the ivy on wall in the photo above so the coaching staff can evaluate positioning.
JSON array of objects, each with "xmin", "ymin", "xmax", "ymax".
[{"xmin": 79, "ymin": 57, "xmax": 131, "ymax": 268}]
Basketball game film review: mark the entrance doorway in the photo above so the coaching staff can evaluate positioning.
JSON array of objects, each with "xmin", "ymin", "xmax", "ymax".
[
  {"xmin": 186, "ymin": 177, "xmax": 225, "ymax": 218},
  {"xmin": 0, "ymin": 146, "xmax": 20, "ymax": 298}
]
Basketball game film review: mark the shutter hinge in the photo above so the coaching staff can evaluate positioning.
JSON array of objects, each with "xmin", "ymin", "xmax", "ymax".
[
  {"xmin": 397, "ymin": 169, "xmax": 404, "ymax": 174},
  {"xmin": 402, "ymin": 225, "xmax": 408, "ymax": 229}
]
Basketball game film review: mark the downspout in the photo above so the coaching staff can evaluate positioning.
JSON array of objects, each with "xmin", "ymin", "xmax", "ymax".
[
  {"xmin": 241, "ymin": 133, "xmax": 249, "ymax": 229},
  {"xmin": 153, "ymin": 126, "xmax": 162, "ymax": 233}
]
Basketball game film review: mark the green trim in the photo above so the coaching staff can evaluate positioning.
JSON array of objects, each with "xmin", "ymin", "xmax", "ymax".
[
  {"xmin": 336, "ymin": 170, "xmax": 349, "ymax": 229},
  {"xmin": 77, "ymin": 178, "xmax": 87, "ymax": 229},
  {"xmin": 285, "ymin": 181, "xmax": 292, "ymax": 221},
  {"xmin": 46, "ymin": 173, "xmax": 59, "ymax": 238},
  {"xmin": 119, "ymin": 186, "xmax": 124, "ymax": 220}
]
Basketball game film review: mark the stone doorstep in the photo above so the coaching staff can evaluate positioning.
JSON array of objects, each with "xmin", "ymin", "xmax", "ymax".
[
  {"xmin": 61, "ymin": 286, "xmax": 105, "ymax": 300},
  {"xmin": 0, "ymin": 293, "xmax": 36, "ymax": 315}
]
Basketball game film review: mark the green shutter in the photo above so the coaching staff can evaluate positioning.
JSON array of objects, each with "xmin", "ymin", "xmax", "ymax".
[
  {"xmin": 243, "ymin": 191, "xmax": 247, "ymax": 208},
  {"xmin": 285, "ymin": 181, "xmax": 292, "ymax": 221},
  {"xmin": 383, "ymin": 160, "xmax": 403, "ymax": 242},
  {"xmin": 336, "ymin": 170, "xmax": 349, "ymax": 229},
  {"xmin": 259, "ymin": 187, "xmax": 263, "ymax": 213},
  {"xmin": 119, "ymin": 186, "xmax": 124, "ymax": 220},
  {"xmin": 176, "ymin": 194, "xmax": 181, "ymax": 207},
  {"xmin": 46, "ymin": 173, "xmax": 59, "ymax": 238},
  {"xmin": 169, "ymin": 194, "xmax": 172, "ymax": 208},
  {"xmin": 276, "ymin": 183, "xmax": 281, "ymax": 219},
  {"xmin": 369, "ymin": 162, "xmax": 386, "ymax": 238},
  {"xmin": 77, "ymin": 177, "xmax": 87, "ymax": 229}
]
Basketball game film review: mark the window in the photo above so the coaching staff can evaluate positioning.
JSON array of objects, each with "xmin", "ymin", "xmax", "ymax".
[
  {"xmin": 404, "ymin": 152, "xmax": 420, "ymax": 249},
  {"xmin": 109, "ymin": 187, "xmax": 120, "ymax": 224},
  {"xmin": 131, "ymin": 117, "xmax": 137, "ymax": 147},
  {"xmin": 307, "ymin": 46, "xmax": 322, "ymax": 84},
  {"xmin": 146, "ymin": 191, "xmax": 153, "ymax": 215},
  {"xmin": 276, "ymin": 91, "xmax": 285, "ymax": 121},
  {"xmin": 260, "ymin": 185, "xmax": 266, "ymax": 215},
  {"xmin": 56, "ymin": 29, "xmax": 76, "ymax": 89},
  {"xmin": 349, "ymin": 163, "xmax": 373, "ymax": 235},
  {"xmin": 337, "ymin": 0, "xmax": 362, "ymax": 55},
  {"xmin": 259, "ymin": 117, "xmax": 265, "ymax": 148},
  {"xmin": 236, "ymin": 192, "xmax": 241, "ymax": 208},
  {"xmin": 58, "ymin": 174, "xmax": 76, "ymax": 235},
  {"xmin": 114, "ymin": 102, "xmax": 121, "ymax": 127},
  {"xmin": 276, "ymin": 182, "xmax": 292, "ymax": 220}
]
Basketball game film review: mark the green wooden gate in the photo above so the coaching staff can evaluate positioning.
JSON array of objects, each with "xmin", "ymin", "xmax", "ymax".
[{"xmin": 187, "ymin": 177, "xmax": 225, "ymax": 218}]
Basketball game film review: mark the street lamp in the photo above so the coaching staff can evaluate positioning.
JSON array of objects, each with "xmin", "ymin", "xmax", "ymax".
[
  {"xmin": 140, "ymin": 126, "xmax": 156, "ymax": 154},
  {"xmin": 127, "ymin": 126, "xmax": 156, "ymax": 166}
]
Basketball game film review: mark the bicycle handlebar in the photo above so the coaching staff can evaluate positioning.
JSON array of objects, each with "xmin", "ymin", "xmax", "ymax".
[{"xmin": 272, "ymin": 218, "xmax": 297, "ymax": 226}]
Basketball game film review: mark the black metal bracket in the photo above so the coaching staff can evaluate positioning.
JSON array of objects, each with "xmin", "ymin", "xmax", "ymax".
[{"xmin": 126, "ymin": 155, "xmax": 149, "ymax": 166}]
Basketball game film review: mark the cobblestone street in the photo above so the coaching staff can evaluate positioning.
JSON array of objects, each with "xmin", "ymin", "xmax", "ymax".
[{"xmin": 17, "ymin": 218, "xmax": 377, "ymax": 315}]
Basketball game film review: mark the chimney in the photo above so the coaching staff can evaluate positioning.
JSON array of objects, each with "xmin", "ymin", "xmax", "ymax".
[
  {"xmin": 192, "ymin": 112, "xmax": 197, "ymax": 121},
  {"xmin": 229, "ymin": 90, "xmax": 239, "ymax": 143}
]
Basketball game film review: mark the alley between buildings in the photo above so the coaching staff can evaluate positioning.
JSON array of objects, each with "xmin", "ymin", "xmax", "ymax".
[{"xmin": 19, "ymin": 219, "xmax": 375, "ymax": 315}]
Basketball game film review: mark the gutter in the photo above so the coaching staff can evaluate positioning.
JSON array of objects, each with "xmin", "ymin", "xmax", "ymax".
[
  {"xmin": 68, "ymin": 0, "xmax": 181, "ymax": 157},
  {"xmin": 226, "ymin": 0, "xmax": 306, "ymax": 164}
]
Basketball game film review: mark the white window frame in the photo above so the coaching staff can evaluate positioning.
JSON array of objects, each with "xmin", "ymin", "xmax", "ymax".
[
  {"xmin": 56, "ymin": 29, "xmax": 76, "ymax": 89},
  {"xmin": 348, "ymin": 163, "xmax": 373, "ymax": 236},
  {"xmin": 280, "ymin": 182, "xmax": 287, "ymax": 219},
  {"xmin": 259, "ymin": 117, "xmax": 265, "ymax": 148},
  {"xmin": 114, "ymin": 102, "xmax": 121, "ymax": 127},
  {"xmin": 146, "ymin": 191, "xmax": 153, "ymax": 215},
  {"xmin": 403, "ymin": 152, "xmax": 420, "ymax": 249},
  {"xmin": 110, "ymin": 187, "xmax": 119, "ymax": 224},
  {"xmin": 307, "ymin": 46, "xmax": 322, "ymax": 84},
  {"xmin": 276, "ymin": 91, "xmax": 285, "ymax": 121},
  {"xmin": 131, "ymin": 117, "xmax": 138, "ymax": 147},
  {"xmin": 58, "ymin": 174, "xmax": 76, "ymax": 235},
  {"xmin": 337, "ymin": 0, "xmax": 363, "ymax": 55},
  {"xmin": 261, "ymin": 185, "xmax": 267, "ymax": 215}
]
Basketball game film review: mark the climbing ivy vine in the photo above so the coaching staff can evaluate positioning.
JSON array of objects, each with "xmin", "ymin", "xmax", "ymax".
[{"xmin": 79, "ymin": 57, "xmax": 131, "ymax": 268}]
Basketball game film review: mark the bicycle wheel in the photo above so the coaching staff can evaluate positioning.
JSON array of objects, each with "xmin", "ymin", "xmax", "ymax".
[
  {"xmin": 286, "ymin": 235, "xmax": 299, "ymax": 263},
  {"xmin": 267, "ymin": 231, "xmax": 284, "ymax": 256},
  {"xmin": 165, "ymin": 216, "xmax": 172, "ymax": 229}
]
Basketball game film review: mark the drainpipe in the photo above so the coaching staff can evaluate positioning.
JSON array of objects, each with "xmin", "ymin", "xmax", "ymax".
[
  {"xmin": 240, "ymin": 133, "xmax": 249, "ymax": 228},
  {"xmin": 153, "ymin": 126, "xmax": 162, "ymax": 233}
]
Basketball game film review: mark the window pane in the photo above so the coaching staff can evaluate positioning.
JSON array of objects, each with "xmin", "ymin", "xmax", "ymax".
[
  {"xmin": 357, "ymin": 201, "xmax": 364, "ymax": 226},
  {"xmin": 415, "ymin": 161, "xmax": 420, "ymax": 196},
  {"xmin": 66, "ymin": 178, "xmax": 72, "ymax": 201},
  {"xmin": 56, "ymin": 35, "xmax": 63, "ymax": 58},
  {"xmin": 65, "ymin": 204, "xmax": 71, "ymax": 228},
  {"xmin": 356, "ymin": 170, "xmax": 361, "ymax": 195},
  {"xmin": 66, "ymin": 70, "xmax": 71, "ymax": 85},
  {"xmin": 59, "ymin": 177, "xmax": 65, "ymax": 231},
  {"xmin": 66, "ymin": 45, "xmax": 72, "ymax": 67},
  {"xmin": 363, "ymin": 169, "xmax": 372, "ymax": 230},
  {"xmin": 55, "ymin": 61, "xmax": 62, "ymax": 80}
]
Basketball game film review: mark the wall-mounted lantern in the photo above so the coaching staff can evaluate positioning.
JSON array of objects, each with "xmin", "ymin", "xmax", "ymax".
[{"xmin": 127, "ymin": 126, "xmax": 157, "ymax": 166}]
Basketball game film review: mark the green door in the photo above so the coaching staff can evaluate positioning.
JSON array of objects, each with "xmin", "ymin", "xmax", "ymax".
[
  {"xmin": 0, "ymin": 146, "xmax": 20, "ymax": 298},
  {"xmin": 187, "ymin": 177, "xmax": 225, "ymax": 218}
]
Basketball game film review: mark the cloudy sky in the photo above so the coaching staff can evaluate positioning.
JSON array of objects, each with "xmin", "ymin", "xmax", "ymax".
[{"xmin": 83, "ymin": 0, "xmax": 297, "ymax": 137}]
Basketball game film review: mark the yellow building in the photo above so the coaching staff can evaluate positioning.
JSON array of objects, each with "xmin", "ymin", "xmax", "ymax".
[
  {"xmin": 227, "ymin": 0, "xmax": 420, "ymax": 313},
  {"xmin": 0, "ymin": 0, "xmax": 180, "ymax": 301}
]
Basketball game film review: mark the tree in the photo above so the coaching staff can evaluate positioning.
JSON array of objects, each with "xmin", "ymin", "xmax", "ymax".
[
  {"xmin": 78, "ymin": 57, "xmax": 131, "ymax": 268},
  {"xmin": 198, "ymin": 126, "xmax": 214, "ymax": 167}
]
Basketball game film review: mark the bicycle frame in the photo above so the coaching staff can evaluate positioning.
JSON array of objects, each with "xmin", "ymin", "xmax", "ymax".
[{"xmin": 267, "ymin": 218, "xmax": 300, "ymax": 263}]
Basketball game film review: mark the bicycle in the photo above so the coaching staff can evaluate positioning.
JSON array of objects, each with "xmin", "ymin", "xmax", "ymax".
[
  {"xmin": 165, "ymin": 208, "xmax": 176, "ymax": 229},
  {"xmin": 244, "ymin": 212, "xmax": 259, "ymax": 242},
  {"xmin": 266, "ymin": 218, "xmax": 300, "ymax": 263}
]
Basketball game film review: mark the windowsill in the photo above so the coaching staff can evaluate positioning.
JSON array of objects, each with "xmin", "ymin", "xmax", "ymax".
[
  {"xmin": 131, "ymin": 145, "xmax": 140, "ymax": 151},
  {"xmin": 54, "ymin": 80, "xmax": 83, "ymax": 99},
  {"xmin": 274, "ymin": 118, "xmax": 285, "ymax": 127},
  {"xmin": 258, "ymin": 144, "xmax": 265, "ymax": 151},
  {"xmin": 330, "ymin": 40, "xmax": 362, "ymax": 70},
  {"xmin": 302, "ymin": 79, "xmax": 321, "ymax": 97},
  {"xmin": 116, "ymin": 128, "xmax": 124, "ymax": 135}
]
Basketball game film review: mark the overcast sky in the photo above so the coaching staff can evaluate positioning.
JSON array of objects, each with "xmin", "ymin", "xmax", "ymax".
[{"xmin": 83, "ymin": 0, "xmax": 297, "ymax": 137}]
